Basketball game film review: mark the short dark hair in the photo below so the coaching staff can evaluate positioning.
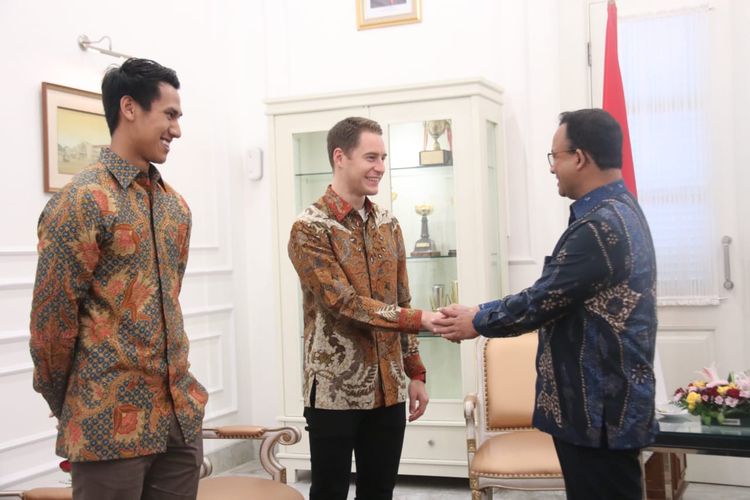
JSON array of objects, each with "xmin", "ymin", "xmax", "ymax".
[
  {"xmin": 101, "ymin": 58, "xmax": 180, "ymax": 135},
  {"xmin": 327, "ymin": 117, "xmax": 383, "ymax": 168},
  {"xmin": 559, "ymin": 109, "xmax": 622, "ymax": 169}
]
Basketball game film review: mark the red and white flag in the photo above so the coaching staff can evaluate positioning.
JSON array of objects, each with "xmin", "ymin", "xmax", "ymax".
[{"xmin": 603, "ymin": 0, "xmax": 637, "ymax": 197}]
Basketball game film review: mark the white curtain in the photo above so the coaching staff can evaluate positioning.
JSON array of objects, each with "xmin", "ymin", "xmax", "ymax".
[{"xmin": 620, "ymin": 8, "xmax": 718, "ymax": 306}]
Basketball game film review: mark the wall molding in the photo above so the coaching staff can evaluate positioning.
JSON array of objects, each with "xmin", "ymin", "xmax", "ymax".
[
  {"xmin": 0, "ymin": 362, "xmax": 33, "ymax": 377},
  {"xmin": 183, "ymin": 304, "xmax": 234, "ymax": 318},
  {"xmin": 185, "ymin": 267, "xmax": 233, "ymax": 278},
  {"xmin": 0, "ymin": 330, "xmax": 29, "ymax": 344},
  {"xmin": 0, "ymin": 280, "xmax": 33, "ymax": 291},
  {"xmin": 0, "ymin": 428, "xmax": 56, "ymax": 454},
  {"xmin": 189, "ymin": 331, "xmax": 223, "ymax": 343},
  {"xmin": 0, "ymin": 459, "xmax": 61, "ymax": 490},
  {"xmin": 0, "ymin": 247, "xmax": 37, "ymax": 257},
  {"xmin": 204, "ymin": 405, "xmax": 239, "ymax": 422}
]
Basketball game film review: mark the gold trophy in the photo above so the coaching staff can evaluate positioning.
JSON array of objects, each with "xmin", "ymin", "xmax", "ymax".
[
  {"xmin": 419, "ymin": 119, "xmax": 453, "ymax": 166},
  {"xmin": 411, "ymin": 204, "xmax": 440, "ymax": 257}
]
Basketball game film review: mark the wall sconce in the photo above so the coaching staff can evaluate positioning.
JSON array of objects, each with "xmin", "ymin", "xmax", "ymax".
[{"xmin": 77, "ymin": 35, "xmax": 134, "ymax": 59}]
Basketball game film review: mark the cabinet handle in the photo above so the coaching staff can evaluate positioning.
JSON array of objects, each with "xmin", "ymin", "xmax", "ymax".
[
  {"xmin": 427, "ymin": 439, "xmax": 435, "ymax": 446},
  {"xmin": 722, "ymin": 235, "xmax": 734, "ymax": 290}
]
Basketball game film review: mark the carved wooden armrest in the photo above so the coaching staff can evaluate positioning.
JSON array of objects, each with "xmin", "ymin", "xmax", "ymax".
[
  {"xmin": 464, "ymin": 393, "xmax": 478, "ymax": 462},
  {"xmin": 201, "ymin": 425, "xmax": 302, "ymax": 483}
]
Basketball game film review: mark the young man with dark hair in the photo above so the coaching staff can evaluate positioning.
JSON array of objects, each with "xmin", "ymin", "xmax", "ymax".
[
  {"xmin": 30, "ymin": 58, "xmax": 207, "ymax": 500},
  {"xmin": 288, "ymin": 116, "xmax": 442, "ymax": 500},
  {"xmin": 434, "ymin": 108, "xmax": 657, "ymax": 500}
]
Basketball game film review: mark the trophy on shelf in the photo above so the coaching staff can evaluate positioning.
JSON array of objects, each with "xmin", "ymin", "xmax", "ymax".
[
  {"xmin": 430, "ymin": 284, "xmax": 446, "ymax": 311},
  {"xmin": 419, "ymin": 119, "xmax": 453, "ymax": 166},
  {"xmin": 411, "ymin": 204, "xmax": 441, "ymax": 257}
]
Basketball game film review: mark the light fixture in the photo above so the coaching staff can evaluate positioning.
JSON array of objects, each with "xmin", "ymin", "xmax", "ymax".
[{"xmin": 77, "ymin": 35, "xmax": 134, "ymax": 59}]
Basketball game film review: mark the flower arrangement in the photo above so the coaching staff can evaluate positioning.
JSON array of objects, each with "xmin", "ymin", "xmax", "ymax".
[{"xmin": 672, "ymin": 365, "xmax": 750, "ymax": 426}]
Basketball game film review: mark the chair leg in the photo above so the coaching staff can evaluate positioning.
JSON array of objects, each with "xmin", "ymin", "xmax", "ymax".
[{"xmin": 471, "ymin": 487, "xmax": 493, "ymax": 500}]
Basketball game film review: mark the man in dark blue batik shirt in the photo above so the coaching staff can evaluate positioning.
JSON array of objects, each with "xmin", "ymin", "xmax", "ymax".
[{"xmin": 434, "ymin": 109, "xmax": 657, "ymax": 500}]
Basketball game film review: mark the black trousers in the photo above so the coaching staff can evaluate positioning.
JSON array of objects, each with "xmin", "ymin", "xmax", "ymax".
[
  {"xmin": 303, "ymin": 402, "xmax": 406, "ymax": 500},
  {"xmin": 553, "ymin": 437, "xmax": 642, "ymax": 500}
]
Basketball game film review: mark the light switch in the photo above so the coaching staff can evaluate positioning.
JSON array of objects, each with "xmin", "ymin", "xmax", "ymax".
[{"xmin": 243, "ymin": 147, "xmax": 263, "ymax": 181}]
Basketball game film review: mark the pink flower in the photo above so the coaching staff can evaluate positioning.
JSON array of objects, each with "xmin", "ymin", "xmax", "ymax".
[
  {"xmin": 715, "ymin": 396, "xmax": 724, "ymax": 405},
  {"xmin": 701, "ymin": 364, "xmax": 729, "ymax": 388},
  {"xmin": 734, "ymin": 372, "xmax": 750, "ymax": 392},
  {"xmin": 725, "ymin": 397, "xmax": 739, "ymax": 408}
]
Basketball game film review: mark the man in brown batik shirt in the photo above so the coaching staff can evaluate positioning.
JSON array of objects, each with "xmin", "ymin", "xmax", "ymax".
[{"xmin": 288, "ymin": 117, "xmax": 442, "ymax": 500}]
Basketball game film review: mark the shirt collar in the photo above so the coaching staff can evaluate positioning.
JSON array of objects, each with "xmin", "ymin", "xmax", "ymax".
[
  {"xmin": 569, "ymin": 180, "xmax": 628, "ymax": 224},
  {"xmin": 323, "ymin": 185, "xmax": 374, "ymax": 222},
  {"xmin": 99, "ymin": 148, "xmax": 163, "ymax": 189}
]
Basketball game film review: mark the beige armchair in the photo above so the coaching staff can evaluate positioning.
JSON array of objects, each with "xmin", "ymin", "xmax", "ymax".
[
  {"xmin": 0, "ymin": 425, "xmax": 303, "ymax": 500},
  {"xmin": 464, "ymin": 333, "xmax": 564, "ymax": 499},
  {"xmin": 198, "ymin": 425, "xmax": 303, "ymax": 499}
]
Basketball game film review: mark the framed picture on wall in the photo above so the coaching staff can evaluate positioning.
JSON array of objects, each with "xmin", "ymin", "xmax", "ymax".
[
  {"xmin": 42, "ymin": 82, "xmax": 110, "ymax": 193},
  {"xmin": 356, "ymin": 0, "xmax": 421, "ymax": 30}
]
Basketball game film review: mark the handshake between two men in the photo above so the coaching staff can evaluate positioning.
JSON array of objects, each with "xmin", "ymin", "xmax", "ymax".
[{"xmin": 421, "ymin": 305, "xmax": 481, "ymax": 342}]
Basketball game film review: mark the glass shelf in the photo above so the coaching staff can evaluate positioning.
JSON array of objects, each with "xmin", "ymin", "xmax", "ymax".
[
  {"xmin": 295, "ymin": 171, "xmax": 330, "ymax": 177},
  {"xmin": 391, "ymin": 164, "xmax": 453, "ymax": 172}
]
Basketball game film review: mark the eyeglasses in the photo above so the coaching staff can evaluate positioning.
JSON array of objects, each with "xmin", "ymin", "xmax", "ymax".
[{"xmin": 547, "ymin": 149, "xmax": 577, "ymax": 167}]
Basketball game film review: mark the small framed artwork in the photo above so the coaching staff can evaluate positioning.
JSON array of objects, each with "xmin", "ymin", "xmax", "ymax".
[
  {"xmin": 42, "ymin": 82, "xmax": 110, "ymax": 193},
  {"xmin": 357, "ymin": 0, "xmax": 421, "ymax": 30}
]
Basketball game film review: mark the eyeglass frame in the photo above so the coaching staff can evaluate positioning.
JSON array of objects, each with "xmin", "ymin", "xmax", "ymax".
[{"xmin": 547, "ymin": 149, "xmax": 577, "ymax": 167}]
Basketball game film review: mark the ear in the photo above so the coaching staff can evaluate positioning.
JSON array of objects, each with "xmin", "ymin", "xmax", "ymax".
[
  {"xmin": 120, "ymin": 95, "xmax": 137, "ymax": 123},
  {"xmin": 574, "ymin": 149, "xmax": 590, "ymax": 172},
  {"xmin": 332, "ymin": 147, "xmax": 345, "ymax": 168}
]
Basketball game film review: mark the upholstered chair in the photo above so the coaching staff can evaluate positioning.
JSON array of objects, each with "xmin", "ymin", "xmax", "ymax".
[{"xmin": 464, "ymin": 333, "xmax": 564, "ymax": 499}]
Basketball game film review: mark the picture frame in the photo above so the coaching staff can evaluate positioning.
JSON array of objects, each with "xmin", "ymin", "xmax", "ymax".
[
  {"xmin": 42, "ymin": 82, "xmax": 110, "ymax": 193},
  {"xmin": 357, "ymin": 0, "xmax": 421, "ymax": 30}
]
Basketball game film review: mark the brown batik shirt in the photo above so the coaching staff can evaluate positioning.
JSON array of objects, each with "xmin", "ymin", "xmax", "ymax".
[
  {"xmin": 288, "ymin": 186, "xmax": 427, "ymax": 410},
  {"xmin": 30, "ymin": 148, "xmax": 207, "ymax": 462}
]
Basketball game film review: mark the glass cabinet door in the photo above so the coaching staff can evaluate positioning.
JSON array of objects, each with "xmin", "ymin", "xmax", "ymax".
[
  {"xmin": 385, "ymin": 120, "xmax": 462, "ymax": 400},
  {"xmin": 293, "ymin": 131, "xmax": 331, "ymax": 212},
  {"xmin": 292, "ymin": 131, "xmax": 332, "ymax": 386}
]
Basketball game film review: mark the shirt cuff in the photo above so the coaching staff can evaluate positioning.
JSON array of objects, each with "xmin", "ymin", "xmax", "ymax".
[
  {"xmin": 398, "ymin": 308, "xmax": 422, "ymax": 333},
  {"xmin": 472, "ymin": 306, "xmax": 491, "ymax": 336},
  {"xmin": 404, "ymin": 353, "xmax": 427, "ymax": 382}
]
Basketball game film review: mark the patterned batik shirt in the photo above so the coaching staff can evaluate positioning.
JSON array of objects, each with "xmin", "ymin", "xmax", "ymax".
[
  {"xmin": 30, "ymin": 148, "xmax": 207, "ymax": 462},
  {"xmin": 473, "ymin": 181, "xmax": 658, "ymax": 449},
  {"xmin": 288, "ymin": 186, "xmax": 426, "ymax": 410}
]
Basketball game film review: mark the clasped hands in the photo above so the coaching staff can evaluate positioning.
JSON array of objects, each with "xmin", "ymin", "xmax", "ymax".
[{"xmin": 421, "ymin": 304, "xmax": 480, "ymax": 342}]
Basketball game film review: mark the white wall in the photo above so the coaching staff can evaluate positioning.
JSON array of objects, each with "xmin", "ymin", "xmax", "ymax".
[
  {"xmin": 3, "ymin": 0, "xmax": 748, "ymax": 489},
  {"xmin": 0, "ymin": 0, "xmax": 271, "ymax": 487}
]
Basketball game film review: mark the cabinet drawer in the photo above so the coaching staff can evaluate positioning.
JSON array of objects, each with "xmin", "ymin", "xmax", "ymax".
[{"xmin": 401, "ymin": 425, "xmax": 467, "ymax": 461}]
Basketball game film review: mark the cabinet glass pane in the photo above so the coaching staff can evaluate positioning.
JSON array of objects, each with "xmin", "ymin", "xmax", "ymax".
[
  {"xmin": 293, "ymin": 131, "xmax": 331, "ymax": 213},
  {"xmin": 386, "ymin": 120, "xmax": 461, "ymax": 399}
]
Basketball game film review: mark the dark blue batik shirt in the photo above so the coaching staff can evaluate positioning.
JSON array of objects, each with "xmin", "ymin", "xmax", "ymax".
[{"xmin": 473, "ymin": 180, "xmax": 658, "ymax": 449}]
